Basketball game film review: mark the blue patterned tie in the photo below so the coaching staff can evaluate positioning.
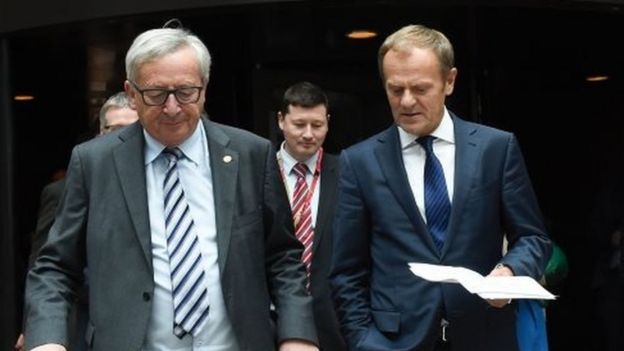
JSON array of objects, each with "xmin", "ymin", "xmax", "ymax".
[
  {"xmin": 417, "ymin": 136, "xmax": 450, "ymax": 252},
  {"xmin": 163, "ymin": 148, "xmax": 210, "ymax": 338}
]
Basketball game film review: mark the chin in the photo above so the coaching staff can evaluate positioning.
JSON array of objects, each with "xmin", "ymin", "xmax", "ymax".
[
  {"xmin": 161, "ymin": 133, "xmax": 188, "ymax": 147},
  {"xmin": 398, "ymin": 125, "xmax": 419, "ymax": 135},
  {"xmin": 295, "ymin": 151, "xmax": 314, "ymax": 161}
]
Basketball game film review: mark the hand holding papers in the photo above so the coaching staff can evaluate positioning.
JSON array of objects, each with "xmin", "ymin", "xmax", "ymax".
[{"xmin": 408, "ymin": 263, "xmax": 556, "ymax": 300}]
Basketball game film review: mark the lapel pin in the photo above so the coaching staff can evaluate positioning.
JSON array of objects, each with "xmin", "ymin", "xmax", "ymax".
[{"xmin": 223, "ymin": 155, "xmax": 232, "ymax": 163}]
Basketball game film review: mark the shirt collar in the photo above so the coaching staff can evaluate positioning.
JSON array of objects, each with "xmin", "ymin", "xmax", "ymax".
[
  {"xmin": 279, "ymin": 141, "xmax": 319, "ymax": 175},
  {"xmin": 143, "ymin": 120, "xmax": 204, "ymax": 166},
  {"xmin": 398, "ymin": 107, "xmax": 455, "ymax": 149}
]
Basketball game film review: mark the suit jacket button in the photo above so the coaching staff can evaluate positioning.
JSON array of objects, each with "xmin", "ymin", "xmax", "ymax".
[{"xmin": 143, "ymin": 292, "xmax": 151, "ymax": 301}]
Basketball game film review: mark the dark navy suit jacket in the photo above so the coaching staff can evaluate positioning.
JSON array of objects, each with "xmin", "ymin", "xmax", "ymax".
[
  {"xmin": 308, "ymin": 154, "xmax": 347, "ymax": 351},
  {"xmin": 330, "ymin": 115, "xmax": 551, "ymax": 351}
]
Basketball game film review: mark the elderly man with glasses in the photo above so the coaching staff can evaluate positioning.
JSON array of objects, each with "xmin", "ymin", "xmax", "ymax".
[{"xmin": 23, "ymin": 26, "xmax": 318, "ymax": 351}]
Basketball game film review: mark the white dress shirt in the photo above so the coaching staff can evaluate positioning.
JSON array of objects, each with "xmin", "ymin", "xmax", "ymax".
[
  {"xmin": 399, "ymin": 107, "xmax": 455, "ymax": 222},
  {"xmin": 277, "ymin": 142, "xmax": 322, "ymax": 227},
  {"xmin": 142, "ymin": 123, "xmax": 239, "ymax": 351}
]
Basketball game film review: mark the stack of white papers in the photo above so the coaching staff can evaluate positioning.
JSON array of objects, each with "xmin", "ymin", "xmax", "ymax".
[{"xmin": 408, "ymin": 263, "xmax": 556, "ymax": 300}]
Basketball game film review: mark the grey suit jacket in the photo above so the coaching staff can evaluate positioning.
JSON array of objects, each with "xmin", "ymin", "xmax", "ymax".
[
  {"xmin": 27, "ymin": 177, "xmax": 88, "ymax": 351},
  {"xmin": 25, "ymin": 118, "xmax": 317, "ymax": 351},
  {"xmin": 28, "ymin": 178, "xmax": 65, "ymax": 268}
]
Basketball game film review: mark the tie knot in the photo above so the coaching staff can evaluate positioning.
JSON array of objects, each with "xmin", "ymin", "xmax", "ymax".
[
  {"xmin": 163, "ymin": 147, "xmax": 183, "ymax": 162},
  {"xmin": 293, "ymin": 162, "xmax": 309, "ymax": 178},
  {"xmin": 416, "ymin": 136, "xmax": 435, "ymax": 154}
]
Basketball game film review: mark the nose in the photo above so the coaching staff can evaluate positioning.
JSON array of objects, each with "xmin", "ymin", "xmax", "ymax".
[
  {"xmin": 302, "ymin": 125, "xmax": 314, "ymax": 139},
  {"xmin": 400, "ymin": 90, "xmax": 416, "ymax": 108},
  {"xmin": 162, "ymin": 93, "xmax": 181, "ymax": 116}
]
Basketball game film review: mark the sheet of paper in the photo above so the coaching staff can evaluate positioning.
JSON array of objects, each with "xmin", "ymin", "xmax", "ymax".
[{"xmin": 408, "ymin": 262, "xmax": 556, "ymax": 300}]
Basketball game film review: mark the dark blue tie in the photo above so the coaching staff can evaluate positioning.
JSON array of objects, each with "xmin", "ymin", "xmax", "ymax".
[
  {"xmin": 163, "ymin": 148, "xmax": 210, "ymax": 338},
  {"xmin": 417, "ymin": 136, "xmax": 450, "ymax": 252}
]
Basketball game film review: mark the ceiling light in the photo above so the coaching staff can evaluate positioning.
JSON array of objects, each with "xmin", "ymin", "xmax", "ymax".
[
  {"xmin": 586, "ymin": 75, "xmax": 609, "ymax": 82},
  {"xmin": 346, "ymin": 30, "xmax": 378, "ymax": 40},
  {"xmin": 14, "ymin": 95, "xmax": 35, "ymax": 101}
]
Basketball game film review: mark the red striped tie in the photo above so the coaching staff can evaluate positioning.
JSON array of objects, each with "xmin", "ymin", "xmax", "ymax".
[{"xmin": 292, "ymin": 162, "xmax": 313, "ymax": 288}]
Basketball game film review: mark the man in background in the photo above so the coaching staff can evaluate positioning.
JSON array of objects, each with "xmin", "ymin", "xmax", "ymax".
[
  {"xmin": 98, "ymin": 91, "xmax": 140, "ymax": 135},
  {"xmin": 276, "ymin": 81, "xmax": 346, "ymax": 350}
]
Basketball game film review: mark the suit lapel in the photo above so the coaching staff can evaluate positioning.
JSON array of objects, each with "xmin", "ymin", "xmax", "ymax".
[
  {"xmin": 312, "ymin": 154, "xmax": 338, "ymax": 254},
  {"xmin": 113, "ymin": 123, "xmax": 152, "ymax": 268},
  {"xmin": 443, "ymin": 115, "xmax": 480, "ymax": 257},
  {"xmin": 374, "ymin": 126, "xmax": 431, "ymax": 247},
  {"xmin": 202, "ymin": 118, "xmax": 238, "ymax": 273}
]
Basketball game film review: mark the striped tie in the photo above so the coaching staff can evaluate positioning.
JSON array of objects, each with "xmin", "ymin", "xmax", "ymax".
[
  {"xmin": 292, "ymin": 162, "xmax": 313, "ymax": 288},
  {"xmin": 417, "ymin": 136, "xmax": 450, "ymax": 252},
  {"xmin": 162, "ymin": 148, "xmax": 210, "ymax": 338}
]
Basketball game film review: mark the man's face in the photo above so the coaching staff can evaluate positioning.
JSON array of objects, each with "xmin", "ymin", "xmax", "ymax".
[
  {"xmin": 100, "ymin": 107, "xmax": 139, "ymax": 135},
  {"xmin": 278, "ymin": 104, "xmax": 328, "ymax": 162},
  {"xmin": 125, "ymin": 45, "xmax": 206, "ymax": 147},
  {"xmin": 383, "ymin": 47, "xmax": 457, "ymax": 136}
]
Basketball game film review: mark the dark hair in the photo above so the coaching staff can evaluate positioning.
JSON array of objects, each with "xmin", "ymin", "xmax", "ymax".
[{"xmin": 279, "ymin": 81, "xmax": 329, "ymax": 116}]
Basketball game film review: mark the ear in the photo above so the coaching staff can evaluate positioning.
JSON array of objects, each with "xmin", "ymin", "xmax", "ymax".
[
  {"xmin": 277, "ymin": 111, "xmax": 285, "ymax": 131},
  {"xmin": 444, "ymin": 67, "xmax": 458, "ymax": 96},
  {"xmin": 124, "ymin": 80, "xmax": 138, "ymax": 109}
]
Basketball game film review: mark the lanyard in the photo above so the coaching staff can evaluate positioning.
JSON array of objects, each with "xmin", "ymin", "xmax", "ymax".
[{"xmin": 277, "ymin": 147, "xmax": 324, "ymax": 210}]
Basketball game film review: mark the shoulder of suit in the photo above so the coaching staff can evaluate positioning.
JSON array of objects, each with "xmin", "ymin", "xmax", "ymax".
[
  {"xmin": 454, "ymin": 115, "xmax": 514, "ymax": 141},
  {"xmin": 321, "ymin": 153, "xmax": 339, "ymax": 168},
  {"xmin": 322, "ymin": 152, "xmax": 338, "ymax": 162},
  {"xmin": 204, "ymin": 119, "xmax": 271, "ymax": 146},
  {"xmin": 43, "ymin": 178, "xmax": 66, "ymax": 194},
  {"xmin": 342, "ymin": 125, "xmax": 394, "ymax": 155},
  {"xmin": 73, "ymin": 128, "xmax": 127, "ymax": 156}
]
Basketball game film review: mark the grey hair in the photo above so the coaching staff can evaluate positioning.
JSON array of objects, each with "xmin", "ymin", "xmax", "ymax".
[
  {"xmin": 125, "ymin": 27, "xmax": 211, "ymax": 84},
  {"xmin": 99, "ymin": 91, "xmax": 131, "ymax": 128}
]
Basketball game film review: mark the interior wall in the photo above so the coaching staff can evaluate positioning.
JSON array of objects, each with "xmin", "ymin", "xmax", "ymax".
[{"xmin": 0, "ymin": 0, "xmax": 299, "ymax": 33}]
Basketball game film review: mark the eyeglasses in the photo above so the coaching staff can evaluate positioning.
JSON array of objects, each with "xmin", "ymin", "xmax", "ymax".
[{"xmin": 129, "ymin": 80, "xmax": 203, "ymax": 106}]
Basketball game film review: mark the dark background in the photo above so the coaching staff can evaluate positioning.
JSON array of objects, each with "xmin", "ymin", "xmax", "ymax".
[{"xmin": 2, "ymin": 1, "xmax": 624, "ymax": 350}]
